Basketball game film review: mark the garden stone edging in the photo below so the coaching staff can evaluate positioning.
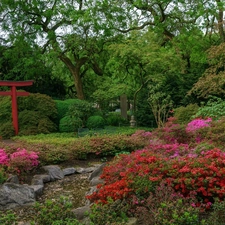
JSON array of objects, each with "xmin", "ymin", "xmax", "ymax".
[
  {"xmin": 0, "ymin": 163, "xmax": 137, "ymax": 225},
  {"xmin": 0, "ymin": 164, "xmax": 100, "ymax": 211}
]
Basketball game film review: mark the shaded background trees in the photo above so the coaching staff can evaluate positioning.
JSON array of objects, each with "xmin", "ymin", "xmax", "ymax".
[{"xmin": 0, "ymin": 0, "xmax": 224, "ymax": 128}]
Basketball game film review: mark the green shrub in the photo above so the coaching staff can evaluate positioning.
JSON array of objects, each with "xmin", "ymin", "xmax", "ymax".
[
  {"xmin": 54, "ymin": 99, "xmax": 79, "ymax": 125},
  {"xmin": 59, "ymin": 116, "xmax": 82, "ymax": 132},
  {"xmin": 66, "ymin": 99, "xmax": 94, "ymax": 127},
  {"xmin": 106, "ymin": 112, "xmax": 128, "ymax": 126},
  {"xmin": 86, "ymin": 116, "xmax": 105, "ymax": 129},
  {"xmin": 206, "ymin": 198, "xmax": 225, "ymax": 224},
  {"xmin": 174, "ymin": 104, "xmax": 199, "ymax": 124},
  {"xmin": 0, "ymin": 96, "xmax": 11, "ymax": 123},
  {"xmin": 89, "ymin": 199, "xmax": 129, "ymax": 225},
  {"xmin": 133, "ymin": 181, "xmax": 203, "ymax": 225},
  {"xmin": 31, "ymin": 196, "xmax": 81, "ymax": 225},
  {"xmin": 194, "ymin": 96, "xmax": 225, "ymax": 119},
  {"xmin": 0, "ymin": 93, "xmax": 58, "ymax": 138},
  {"xmin": 17, "ymin": 93, "xmax": 57, "ymax": 136},
  {"xmin": 18, "ymin": 93, "xmax": 57, "ymax": 119},
  {"xmin": 18, "ymin": 110, "xmax": 57, "ymax": 136},
  {"xmin": 0, "ymin": 122, "xmax": 15, "ymax": 139}
]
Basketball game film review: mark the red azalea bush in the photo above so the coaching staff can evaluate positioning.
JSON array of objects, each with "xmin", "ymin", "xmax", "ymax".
[
  {"xmin": 87, "ymin": 147, "xmax": 225, "ymax": 206},
  {"xmin": 87, "ymin": 117, "xmax": 225, "ymax": 215}
]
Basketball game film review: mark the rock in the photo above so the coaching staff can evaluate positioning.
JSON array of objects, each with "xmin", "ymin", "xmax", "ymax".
[
  {"xmin": 89, "ymin": 163, "xmax": 106, "ymax": 181},
  {"xmin": 18, "ymin": 222, "xmax": 31, "ymax": 225},
  {"xmin": 62, "ymin": 167, "xmax": 76, "ymax": 176},
  {"xmin": 0, "ymin": 183, "xmax": 35, "ymax": 210},
  {"xmin": 72, "ymin": 205, "xmax": 91, "ymax": 220},
  {"xmin": 126, "ymin": 217, "xmax": 138, "ymax": 225},
  {"xmin": 32, "ymin": 174, "xmax": 51, "ymax": 183},
  {"xmin": 30, "ymin": 184, "xmax": 44, "ymax": 196},
  {"xmin": 42, "ymin": 165, "xmax": 64, "ymax": 181},
  {"xmin": 76, "ymin": 168, "xmax": 86, "ymax": 174},
  {"xmin": 90, "ymin": 177, "xmax": 104, "ymax": 186},
  {"xmin": 83, "ymin": 167, "xmax": 97, "ymax": 173},
  {"xmin": 6, "ymin": 175, "xmax": 19, "ymax": 184}
]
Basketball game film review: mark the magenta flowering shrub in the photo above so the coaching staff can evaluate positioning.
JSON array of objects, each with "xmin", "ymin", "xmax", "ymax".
[
  {"xmin": 186, "ymin": 118, "xmax": 212, "ymax": 133},
  {"xmin": 0, "ymin": 148, "xmax": 39, "ymax": 175},
  {"xmin": 154, "ymin": 117, "xmax": 192, "ymax": 144},
  {"xmin": 0, "ymin": 149, "xmax": 9, "ymax": 165},
  {"xmin": 10, "ymin": 148, "xmax": 39, "ymax": 172}
]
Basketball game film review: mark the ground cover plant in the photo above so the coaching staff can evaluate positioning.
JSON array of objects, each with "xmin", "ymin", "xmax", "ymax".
[{"xmin": 0, "ymin": 127, "xmax": 151, "ymax": 165}]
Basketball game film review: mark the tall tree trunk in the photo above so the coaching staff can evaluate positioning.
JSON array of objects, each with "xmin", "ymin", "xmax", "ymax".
[
  {"xmin": 72, "ymin": 69, "xmax": 85, "ymax": 100},
  {"xmin": 59, "ymin": 54, "xmax": 87, "ymax": 100}
]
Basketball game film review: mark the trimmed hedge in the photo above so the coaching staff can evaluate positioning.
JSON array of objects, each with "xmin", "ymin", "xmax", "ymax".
[{"xmin": 86, "ymin": 116, "xmax": 105, "ymax": 129}]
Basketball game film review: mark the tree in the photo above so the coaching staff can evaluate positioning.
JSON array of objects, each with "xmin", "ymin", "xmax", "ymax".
[
  {"xmin": 189, "ymin": 42, "xmax": 225, "ymax": 99},
  {"xmin": 106, "ymin": 30, "xmax": 184, "ymax": 111},
  {"xmin": 0, "ymin": 40, "xmax": 67, "ymax": 98},
  {"xmin": 0, "ymin": 0, "xmax": 108, "ymax": 99}
]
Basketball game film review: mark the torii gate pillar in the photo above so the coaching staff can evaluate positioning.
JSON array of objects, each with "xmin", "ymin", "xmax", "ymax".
[{"xmin": 0, "ymin": 80, "xmax": 34, "ymax": 135}]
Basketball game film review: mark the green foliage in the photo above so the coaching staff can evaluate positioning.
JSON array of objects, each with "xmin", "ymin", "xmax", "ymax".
[
  {"xmin": 0, "ymin": 210, "xmax": 18, "ymax": 225},
  {"xmin": 134, "ymin": 89, "xmax": 156, "ymax": 127},
  {"xmin": 105, "ymin": 112, "xmax": 128, "ymax": 126},
  {"xmin": 132, "ymin": 182, "xmax": 203, "ymax": 225},
  {"xmin": 59, "ymin": 116, "xmax": 82, "ymax": 132},
  {"xmin": 206, "ymin": 198, "xmax": 225, "ymax": 224},
  {"xmin": 66, "ymin": 99, "xmax": 94, "ymax": 127},
  {"xmin": 18, "ymin": 110, "xmax": 57, "ymax": 136},
  {"xmin": 131, "ymin": 176, "xmax": 157, "ymax": 200},
  {"xmin": 11, "ymin": 130, "xmax": 150, "ymax": 163},
  {"xmin": 174, "ymin": 104, "xmax": 199, "ymax": 124},
  {"xmin": 148, "ymin": 81, "xmax": 173, "ymax": 128},
  {"xmin": 54, "ymin": 99, "xmax": 80, "ymax": 125},
  {"xmin": 194, "ymin": 96, "xmax": 225, "ymax": 119},
  {"xmin": 0, "ymin": 96, "xmax": 11, "ymax": 123},
  {"xmin": 203, "ymin": 117, "xmax": 225, "ymax": 146},
  {"xmin": 0, "ymin": 93, "xmax": 57, "ymax": 138},
  {"xmin": 18, "ymin": 93, "xmax": 57, "ymax": 119},
  {"xmin": 0, "ymin": 122, "xmax": 15, "ymax": 139},
  {"xmin": 89, "ymin": 199, "xmax": 129, "ymax": 225},
  {"xmin": 31, "ymin": 196, "xmax": 81, "ymax": 225},
  {"xmin": 0, "ymin": 167, "xmax": 7, "ymax": 184},
  {"xmin": 0, "ymin": 96, "xmax": 14, "ymax": 137},
  {"xmin": 86, "ymin": 116, "xmax": 105, "ymax": 129}
]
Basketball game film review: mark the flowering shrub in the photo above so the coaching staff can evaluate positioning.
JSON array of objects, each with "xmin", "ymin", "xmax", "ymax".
[
  {"xmin": 154, "ymin": 117, "xmax": 192, "ymax": 144},
  {"xmin": 186, "ymin": 118, "xmax": 212, "ymax": 133},
  {"xmin": 0, "ymin": 149, "xmax": 9, "ymax": 165},
  {"xmin": 87, "ymin": 147, "xmax": 225, "ymax": 210},
  {"xmin": 0, "ymin": 148, "xmax": 39, "ymax": 175}
]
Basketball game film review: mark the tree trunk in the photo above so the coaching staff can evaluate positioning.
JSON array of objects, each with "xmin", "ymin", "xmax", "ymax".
[
  {"xmin": 59, "ymin": 54, "xmax": 87, "ymax": 100},
  {"xmin": 72, "ymin": 69, "xmax": 85, "ymax": 100}
]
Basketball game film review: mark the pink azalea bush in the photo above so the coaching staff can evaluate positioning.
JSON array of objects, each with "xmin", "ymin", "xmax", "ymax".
[
  {"xmin": 0, "ymin": 149, "xmax": 9, "ymax": 165},
  {"xmin": 0, "ymin": 148, "xmax": 39, "ymax": 175},
  {"xmin": 186, "ymin": 118, "xmax": 212, "ymax": 133}
]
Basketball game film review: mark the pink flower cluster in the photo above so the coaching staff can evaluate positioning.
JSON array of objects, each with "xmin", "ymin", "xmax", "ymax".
[
  {"xmin": 0, "ymin": 149, "xmax": 9, "ymax": 165},
  {"xmin": 186, "ymin": 118, "xmax": 212, "ymax": 133},
  {"xmin": 0, "ymin": 148, "xmax": 39, "ymax": 173},
  {"xmin": 10, "ymin": 148, "xmax": 39, "ymax": 167}
]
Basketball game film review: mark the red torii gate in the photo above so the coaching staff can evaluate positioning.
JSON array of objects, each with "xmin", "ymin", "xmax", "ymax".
[{"xmin": 0, "ymin": 80, "xmax": 34, "ymax": 135}]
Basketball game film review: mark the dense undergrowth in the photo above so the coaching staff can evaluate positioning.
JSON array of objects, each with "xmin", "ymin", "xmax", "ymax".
[{"xmin": 1, "ymin": 118, "xmax": 225, "ymax": 224}]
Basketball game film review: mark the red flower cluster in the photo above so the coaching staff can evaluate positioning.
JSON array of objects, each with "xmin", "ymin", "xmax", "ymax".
[{"xmin": 87, "ymin": 147, "xmax": 225, "ymax": 206}]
